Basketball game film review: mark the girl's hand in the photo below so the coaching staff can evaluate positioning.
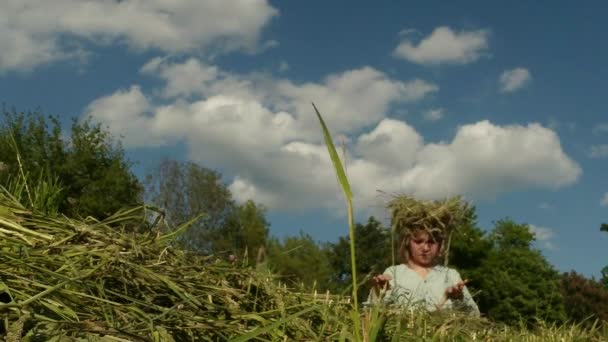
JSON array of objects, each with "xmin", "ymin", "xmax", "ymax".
[
  {"xmin": 370, "ymin": 274, "xmax": 392, "ymax": 290},
  {"xmin": 444, "ymin": 279, "xmax": 469, "ymax": 300},
  {"xmin": 436, "ymin": 279, "xmax": 469, "ymax": 309}
]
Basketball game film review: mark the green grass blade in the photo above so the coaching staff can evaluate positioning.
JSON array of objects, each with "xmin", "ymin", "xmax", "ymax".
[
  {"xmin": 312, "ymin": 103, "xmax": 352, "ymax": 199},
  {"xmin": 312, "ymin": 103, "xmax": 360, "ymax": 341},
  {"xmin": 229, "ymin": 305, "xmax": 318, "ymax": 342}
]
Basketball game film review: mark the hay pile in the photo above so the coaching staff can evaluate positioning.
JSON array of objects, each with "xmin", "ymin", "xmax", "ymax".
[
  {"xmin": 0, "ymin": 189, "xmax": 336, "ymax": 341},
  {"xmin": 386, "ymin": 195, "xmax": 471, "ymax": 264}
]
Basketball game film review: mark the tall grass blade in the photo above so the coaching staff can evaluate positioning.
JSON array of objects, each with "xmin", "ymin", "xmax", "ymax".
[
  {"xmin": 312, "ymin": 103, "xmax": 361, "ymax": 341},
  {"xmin": 312, "ymin": 103, "xmax": 352, "ymax": 198}
]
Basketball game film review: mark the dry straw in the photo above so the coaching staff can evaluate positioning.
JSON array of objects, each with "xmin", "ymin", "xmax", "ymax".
[
  {"xmin": 0, "ymin": 187, "xmax": 340, "ymax": 341},
  {"xmin": 386, "ymin": 194, "xmax": 471, "ymax": 265}
]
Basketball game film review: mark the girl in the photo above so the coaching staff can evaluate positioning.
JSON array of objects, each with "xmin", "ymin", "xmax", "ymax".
[{"xmin": 367, "ymin": 227, "xmax": 480, "ymax": 315}]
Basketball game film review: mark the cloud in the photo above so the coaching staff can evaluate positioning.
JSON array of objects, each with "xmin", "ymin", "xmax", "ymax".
[
  {"xmin": 393, "ymin": 26, "xmax": 490, "ymax": 65},
  {"xmin": 528, "ymin": 224, "xmax": 557, "ymax": 250},
  {"xmin": 278, "ymin": 61, "xmax": 290, "ymax": 72},
  {"xmin": 538, "ymin": 202, "xmax": 553, "ymax": 210},
  {"xmin": 87, "ymin": 59, "xmax": 581, "ymax": 213},
  {"xmin": 355, "ymin": 119, "xmax": 423, "ymax": 170},
  {"xmin": 423, "ymin": 108, "xmax": 444, "ymax": 121},
  {"xmin": 0, "ymin": 0, "xmax": 278, "ymax": 72},
  {"xmin": 395, "ymin": 120, "xmax": 581, "ymax": 200},
  {"xmin": 588, "ymin": 144, "xmax": 608, "ymax": 159},
  {"xmin": 84, "ymin": 85, "xmax": 167, "ymax": 147},
  {"xmin": 601, "ymin": 193, "xmax": 608, "ymax": 207},
  {"xmin": 140, "ymin": 58, "xmax": 439, "ymax": 137},
  {"xmin": 499, "ymin": 68, "xmax": 532, "ymax": 93},
  {"xmin": 141, "ymin": 57, "xmax": 221, "ymax": 99},
  {"xmin": 274, "ymin": 68, "xmax": 438, "ymax": 135},
  {"xmin": 593, "ymin": 123, "xmax": 608, "ymax": 135}
]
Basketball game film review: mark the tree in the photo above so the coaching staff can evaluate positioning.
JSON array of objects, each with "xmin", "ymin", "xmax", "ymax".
[
  {"xmin": 61, "ymin": 118, "xmax": 143, "ymax": 218},
  {"xmin": 0, "ymin": 109, "xmax": 142, "ymax": 219},
  {"xmin": 474, "ymin": 219, "xmax": 567, "ymax": 326},
  {"xmin": 214, "ymin": 199, "xmax": 270, "ymax": 264},
  {"xmin": 145, "ymin": 158, "xmax": 236, "ymax": 253},
  {"xmin": 560, "ymin": 271, "xmax": 608, "ymax": 326},
  {"xmin": 326, "ymin": 217, "xmax": 392, "ymax": 302},
  {"xmin": 601, "ymin": 223, "xmax": 608, "ymax": 288},
  {"xmin": 448, "ymin": 209, "xmax": 492, "ymax": 300},
  {"xmin": 266, "ymin": 232, "xmax": 333, "ymax": 291}
]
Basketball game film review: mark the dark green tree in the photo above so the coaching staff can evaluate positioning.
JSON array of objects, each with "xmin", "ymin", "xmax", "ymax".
[
  {"xmin": 0, "ymin": 109, "xmax": 142, "ymax": 219},
  {"xmin": 326, "ymin": 217, "xmax": 392, "ymax": 302},
  {"xmin": 601, "ymin": 223, "xmax": 608, "ymax": 288},
  {"xmin": 474, "ymin": 219, "xmax": 567, "ymax": 326},
  {"xmin": 214, "ymin": 199, "xmax": 270, "ymax": 264},
  {"xmin": 62, "ymin": 118, "xmax": 143, "ymax": 218},
  {"xmin": 448, "ymin": 208, "xmax": 492, "ymax": 301},
  {"xmin": 266, "ymin": 232, "xmax": 333, "ymax": 291}
]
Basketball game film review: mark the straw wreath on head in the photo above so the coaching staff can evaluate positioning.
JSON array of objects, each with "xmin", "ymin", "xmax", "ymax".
[{"xmin": 386, "ymin": 195, "xmax": 471, "ymax": 266}]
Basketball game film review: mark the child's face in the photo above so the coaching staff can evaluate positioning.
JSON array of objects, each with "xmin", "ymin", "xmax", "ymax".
[{"xmin": 408, "ymin": 231, "xmax": 440, "ymax": 267}]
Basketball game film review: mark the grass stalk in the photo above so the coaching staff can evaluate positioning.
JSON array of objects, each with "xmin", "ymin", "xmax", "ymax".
[{"xmin": 312, "ymin": 103, "xmax": 361, "ymax": 341}]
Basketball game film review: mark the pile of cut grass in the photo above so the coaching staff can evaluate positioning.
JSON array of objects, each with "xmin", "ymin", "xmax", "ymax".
[
  {"xmin": 387, "ymin": 195, "xmax": 470, "ymax": 239},
  {"xmin": 0, "ymin": 188, "xmax": 338, "ymax": 341},
  {"xmin": 0, "ymin": 187, "xmax": 606, "ymax": 341}
]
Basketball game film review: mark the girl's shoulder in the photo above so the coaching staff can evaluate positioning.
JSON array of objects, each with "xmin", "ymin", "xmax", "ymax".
[{"xmin": 383, "ymin": 264, "xmax": 407, "ymax": 275}]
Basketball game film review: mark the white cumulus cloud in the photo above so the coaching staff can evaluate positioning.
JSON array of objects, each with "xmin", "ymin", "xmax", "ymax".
[
  {"xmin": 499, "ymin": 68, "xmax": 532, "ymax": 93},
  {"xmin": 588, "ymin": 144, "xmax": 608, "ymax": 159},
  {"xmin": 140, "ymin": 58, "xmax": 439, "ymax": 138},
  {"xmin": 593, "ymin": 123, "xmax": 608, "ymax": 135},
  {"xmin": 396, "ymin": 120, "xmax": 581, "ymax": 200},
  {"xmin": 0, "ymin": 0, "xmax": 277, "ymax": 72},
  {"xmin": 528, "ymin": 224, "xmax": 557, "ymax": 250},
  {"xmin": 601, "ymin": 193, "xmax": 608, "ymax": 207},
  {"xmin": 393, "ymin": 26, "xmax": 490, "ymax": 65},
  {"xmin": 86, "ymin": 59, "xmax": 582, "ymax": 213},
  {"xmin": 423, "ymin": 108, "xmax": 444, "ymax": 121}
]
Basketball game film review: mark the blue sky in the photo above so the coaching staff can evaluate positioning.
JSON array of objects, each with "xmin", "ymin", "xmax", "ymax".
[{"xmin": 1, "ymin": 1, "xmax": 607, "ymax": 278}]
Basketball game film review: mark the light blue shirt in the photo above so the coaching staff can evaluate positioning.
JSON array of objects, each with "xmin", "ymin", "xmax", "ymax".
[{"xmin": 366, "ymin": 264, "xmax": 480, "ymax": 316}]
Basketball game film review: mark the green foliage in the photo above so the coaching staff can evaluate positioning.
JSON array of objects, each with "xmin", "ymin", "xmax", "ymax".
[
  {"xmin": 560, "ymin": 271, "xmax": 608, "ymax": 325},
  {"xmin": 474, "ymin": 219, "xmax": 567, "ymax": 326},
  {"xmin": 448, "ymin": 211, "xmax": 492, "ymax": 304},
  {"xmin": 63, "ymin": 118, "xmax": 143, "ymax": 218},
  {"xmin": 146, "ymin": 158, "xmax": 271, "ymax": 258},
  {"xmin": 326, "ymin": 217, "xmax": 392, "ymax": 301},
  {"xmin": 0, "ymin": 109, "xmax": 142, "ymax": 219},
  {"xmin": 145, "ymin": 158, "xmax": 236, "ymax": 253},
  {"xmin": 214, "ymin": 199, "xmax": 270, "ymax": 264},
  {"xmin": 601, "ymin": 223, "xmax": 608, "ymax": 288},
  {"xmin": 449, "ymin": 215, "xmax": 492, "ymax": 275},
  {"xmin": 266, "ymin": 232, "xmax": 333, "ymax": 291}
]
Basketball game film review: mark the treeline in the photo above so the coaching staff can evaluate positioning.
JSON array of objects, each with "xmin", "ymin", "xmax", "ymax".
[{"xmin": 1, "ymin": 109, "xmax": 607, "ymax": 327}]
